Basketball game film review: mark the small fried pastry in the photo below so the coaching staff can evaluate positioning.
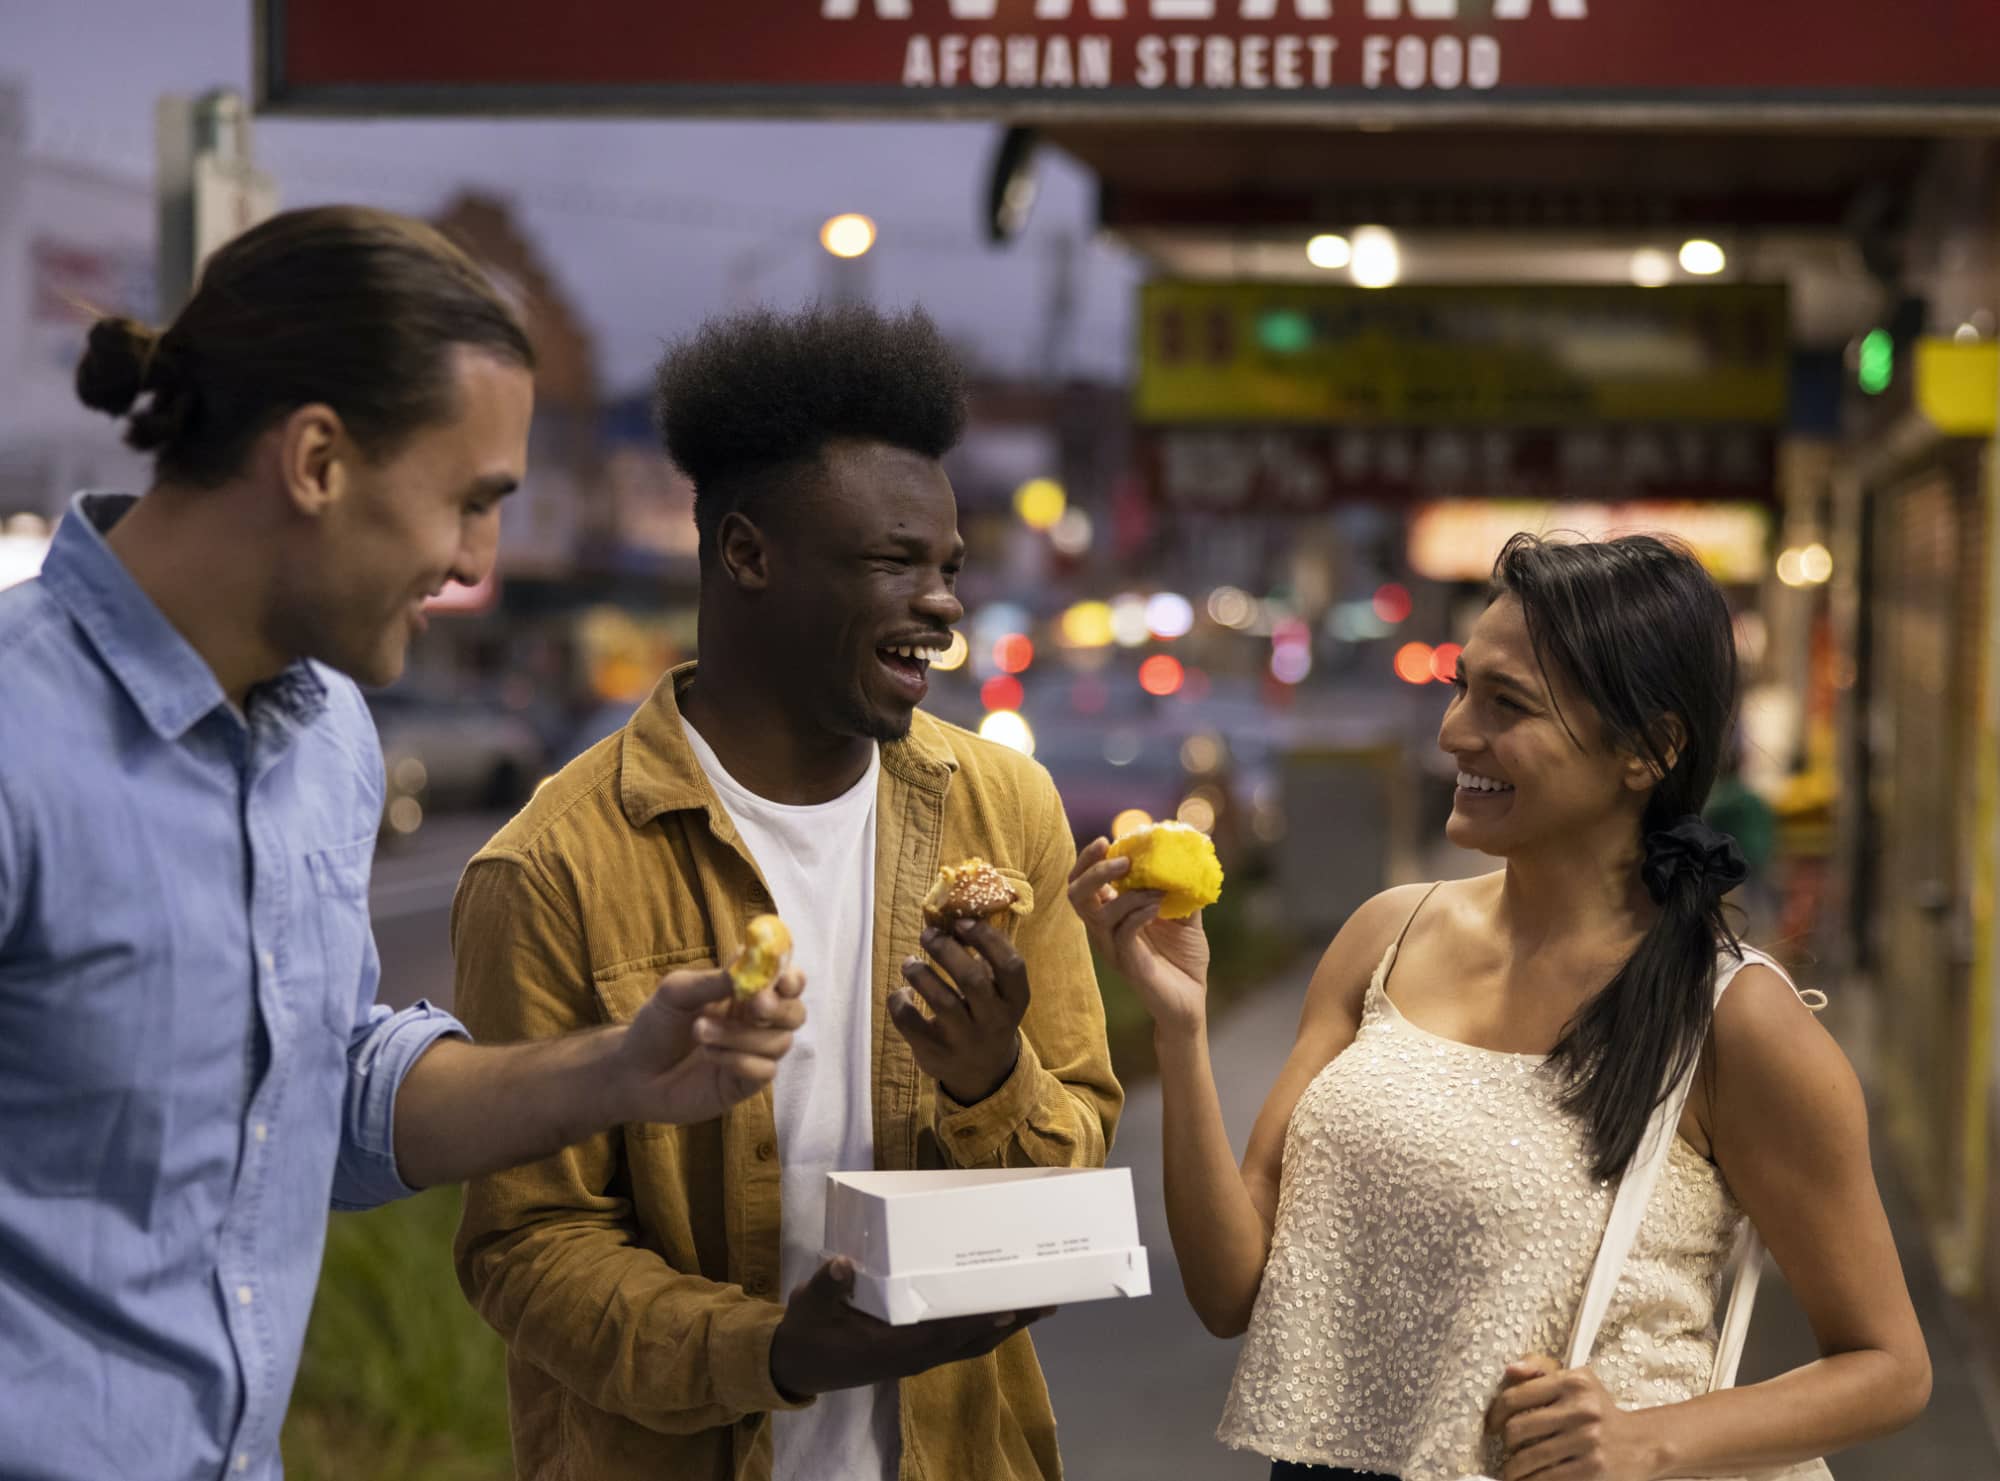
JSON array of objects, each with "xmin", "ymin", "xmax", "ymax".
[
  {"xmin": 921, "ymin": 858, "xmax": 1021, "ymax": 929},
  {"xmin": 727, "ymin": 914, "xmax": 793, "ymax": 998}
]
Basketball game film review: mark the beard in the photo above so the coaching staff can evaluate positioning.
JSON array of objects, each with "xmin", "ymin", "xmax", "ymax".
[{"xmin": 825, "ymin": 671, "xmax": 915, "ymax": 744}]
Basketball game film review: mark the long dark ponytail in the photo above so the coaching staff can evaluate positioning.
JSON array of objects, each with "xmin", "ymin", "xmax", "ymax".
[{"xmin": 1491, "ymin": 534, "xmax": 1744, "ymax": 1182}]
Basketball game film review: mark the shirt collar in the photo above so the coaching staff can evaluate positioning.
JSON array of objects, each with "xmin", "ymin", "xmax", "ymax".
[
  {"xmin": 39, "ymin": 492, "xmax": 327, "ymax": 743},
  {"xmin": 619, "ymin": 660, "xmax": 957, "ymax": 829}
]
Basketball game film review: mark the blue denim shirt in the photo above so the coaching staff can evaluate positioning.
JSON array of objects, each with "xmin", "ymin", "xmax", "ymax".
[{"xmin": 0, "ymin": 494, "xmax": 467, "ymax": 1480}]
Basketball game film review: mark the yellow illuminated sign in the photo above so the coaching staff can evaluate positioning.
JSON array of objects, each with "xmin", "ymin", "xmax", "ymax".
[
  {"xmin": 1915, "ymin": 339, "xmax": 1999, "ymax": 436},
  {"xmin": 1137, "ymin": 282, "xmax": 1789, "ymax": 427}
]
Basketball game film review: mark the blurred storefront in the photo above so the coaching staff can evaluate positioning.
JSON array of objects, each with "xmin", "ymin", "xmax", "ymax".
[{"xmin": 1821, "ymin": 139, "xmax": 2000, "ymax": 1329}]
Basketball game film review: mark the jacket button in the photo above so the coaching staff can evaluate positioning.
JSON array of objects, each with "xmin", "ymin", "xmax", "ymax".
[
  {"xmin": 756, "ymin": 1140, "xmax": 776, "ymax": 1161},
  {"xmin": 745, "ymin": 1274, "xmax": 772, "ymax": 1296}
]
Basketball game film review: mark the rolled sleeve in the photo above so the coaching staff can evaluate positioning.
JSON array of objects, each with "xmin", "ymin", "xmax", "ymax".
[{"xmin": 332, "ymin": 994, "xmax": 470, "ymax": 1211}]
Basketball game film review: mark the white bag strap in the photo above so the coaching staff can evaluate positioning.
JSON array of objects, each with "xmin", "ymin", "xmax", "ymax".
[
  {"xmin": 1562, "ymin": 1035, "xmax": 1703, "ymax": 1367},
  {"xmin": 1564, "ymin": 945, "xmax": 1820, "ymax": 1381}
]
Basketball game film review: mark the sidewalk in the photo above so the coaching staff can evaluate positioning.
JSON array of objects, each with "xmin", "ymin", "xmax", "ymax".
[{"xmin": 1033, "ymin": 925, "xmax": 2000, "ymax": 1478}]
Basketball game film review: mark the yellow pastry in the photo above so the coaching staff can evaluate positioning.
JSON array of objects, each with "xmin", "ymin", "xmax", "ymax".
[
  {"xmin": 727, "ymin": 914, "xmax": 792, "ymax": 998},
  {"xmin": 1108, "ymin": 821, "xmax": 1223, "ymax": 920}
]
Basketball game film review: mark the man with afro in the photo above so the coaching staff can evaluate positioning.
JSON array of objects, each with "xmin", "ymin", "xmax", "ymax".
[{"xmin": 450, "ymin": 303, "xmax": 1121, "ymax": 1481}]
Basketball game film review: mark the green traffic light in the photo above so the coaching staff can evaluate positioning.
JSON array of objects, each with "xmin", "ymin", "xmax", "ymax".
[{"xmin": 1858, "ymin": 328, "xmax": 1893, "ymax": 395}]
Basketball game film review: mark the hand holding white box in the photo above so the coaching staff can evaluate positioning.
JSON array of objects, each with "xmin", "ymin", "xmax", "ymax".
[{"xmin": 823, "ymin": 1166, "xmax": 1152, "ymax": 1326}]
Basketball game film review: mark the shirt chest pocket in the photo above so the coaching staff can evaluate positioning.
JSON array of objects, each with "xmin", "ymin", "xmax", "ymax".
[
  {"xmin": 305, "ymin": 836, "xmax": 377, "ymax": 1039},
  {"xmin": 594, "ymin": 946, "xmax": 718, "ymax": 1140}
]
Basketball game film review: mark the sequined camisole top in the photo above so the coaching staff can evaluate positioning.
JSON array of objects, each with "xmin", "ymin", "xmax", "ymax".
[{"xmin": 1217, "ymin": 929, "xmax": 1833, "ymax": 1481}]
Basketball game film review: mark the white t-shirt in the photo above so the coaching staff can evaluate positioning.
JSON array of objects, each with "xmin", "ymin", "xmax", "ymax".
[{"xmin": 681, "ymin": 718, "xmax": 899, "ymax": 1481}]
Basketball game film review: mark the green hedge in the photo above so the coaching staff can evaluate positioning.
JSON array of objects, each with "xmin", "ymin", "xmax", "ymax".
[{"xmin": 281, "ymin": 1187, "xmax": 512, "ymax": 1481}]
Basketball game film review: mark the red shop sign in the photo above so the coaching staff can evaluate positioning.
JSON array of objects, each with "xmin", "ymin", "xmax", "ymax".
[{"xmin": 259, "ymin": 1, "xmax": 2000, "ymax": 120}]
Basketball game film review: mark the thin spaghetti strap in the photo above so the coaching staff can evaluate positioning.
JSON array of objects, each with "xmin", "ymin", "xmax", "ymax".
[
  {"xmin": 1395, "ymin": 881, "xmax": 1444, "ymax": 953},
  {"xmin": 1378, "ymin": 881, "xmax": 1444, "ymax": 993}
]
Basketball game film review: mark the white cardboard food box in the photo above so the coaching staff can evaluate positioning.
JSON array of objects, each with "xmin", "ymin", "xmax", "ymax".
[{"xmin": 822, "ymin": 1167, "xmax": 1151, "ymax": 1327}]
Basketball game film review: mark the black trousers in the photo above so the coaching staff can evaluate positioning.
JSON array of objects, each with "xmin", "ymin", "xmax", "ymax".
[{"xmin": 1269, "ymin": 1465, "xmax": 1399, "ymax": 1481}]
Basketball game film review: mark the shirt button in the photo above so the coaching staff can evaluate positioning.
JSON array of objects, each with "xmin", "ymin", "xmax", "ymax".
[
  {"xmin": 259, "ymin": 951, "xmax": 276, "ymax": 974},
  {"xmin": 235, "ymin": 1454, "xmax": 251, "ymax": 1473},
  {"xmin": 252, "ymin": 1123, "xmax": 269, "ymax": 1143},
  {"xmin": 755, "ymin": 1140, "xmax": 775, "ymax": 1162},
  {"xmin": 236, "ymin": 1285, "xmax": 254, "ymax": 1306}
]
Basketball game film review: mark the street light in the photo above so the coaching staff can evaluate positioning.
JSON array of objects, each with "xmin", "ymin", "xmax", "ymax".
[
  {"xmin": 1629, "ymin": 248, "xmax": 1674, "ymax": 288},
  {"xmin": 1679, "ymin": 239, "xmax": 1726, "ymax": 276},
  {"xmin": 1350, "ymin": 226, "xmax": 1401, "ymax": 289},
  {"xmin": 1307, "ymin": 233, "xmax": 1352, "ymax": 270},
  {"xmin": 820, "ymin": 213, "xmax": 877, "ymax": 259}
]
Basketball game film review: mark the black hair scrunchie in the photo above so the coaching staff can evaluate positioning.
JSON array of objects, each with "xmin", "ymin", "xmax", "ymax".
[{"xmin": 1641, "ymin": 816, "xmax": 1749, "ymax": 906}]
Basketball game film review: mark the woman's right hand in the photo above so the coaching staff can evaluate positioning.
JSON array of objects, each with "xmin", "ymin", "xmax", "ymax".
[{"xmin": 1067, "ymin": 837, "xmax": 1212, "ymax": 1035}]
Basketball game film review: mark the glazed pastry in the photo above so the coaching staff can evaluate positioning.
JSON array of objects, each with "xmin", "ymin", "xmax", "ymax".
[
  {"xmin": 1108, "ymin": 820, "xmax": 1224, "ymax": 920},
  {"xmin": 727, "ymin": 914, "xmax": 793, "ymax": 998},
  {"xmin": 921, "ymin": 858, "xmax": 1021, "ymax": 929}
]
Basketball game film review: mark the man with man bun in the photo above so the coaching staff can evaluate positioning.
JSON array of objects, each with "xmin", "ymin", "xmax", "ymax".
[{"xmin": 0, "ymin": 205, "xmax": 802, "ymax": 1480}]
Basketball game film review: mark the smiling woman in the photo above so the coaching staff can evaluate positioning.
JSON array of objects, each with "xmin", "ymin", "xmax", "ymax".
[{"xmin": 1077, "ymin": 530, "xmax": 1930, "ymax": 1481}]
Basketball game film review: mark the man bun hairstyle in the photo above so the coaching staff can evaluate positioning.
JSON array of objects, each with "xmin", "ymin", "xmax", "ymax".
[
  {"xmin": 651, "ymin": 303, "xmax": 968, "ymax": 566},
  {"xmin": 74, "ymin": 204, "xmax": 534, "ymax": 487}
]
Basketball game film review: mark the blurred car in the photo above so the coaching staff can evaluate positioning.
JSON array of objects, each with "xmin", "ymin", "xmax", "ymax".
[{"xmin": 366, "ymin": 690, "xmax": 547, "ymax": 839}]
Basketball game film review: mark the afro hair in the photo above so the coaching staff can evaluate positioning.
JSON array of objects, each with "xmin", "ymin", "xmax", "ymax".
[{"xmin": 652, "ymin": 302, "xmax": 969, "ymax": 562}]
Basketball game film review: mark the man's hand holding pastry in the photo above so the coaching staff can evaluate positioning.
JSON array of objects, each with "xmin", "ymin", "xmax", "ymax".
[
  {"xmin": 893, "ymin": 859, "xmax": 1029, "ymax": 1104},
  {"xmin": 618, "ymin": 960, "xmax": 807, "ymax": 1127}
]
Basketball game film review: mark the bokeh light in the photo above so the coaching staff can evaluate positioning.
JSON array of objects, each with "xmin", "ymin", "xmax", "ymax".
[
  {"xmin": 993, "ymin": 633, "xmax": 1035, "ymax": 673},
  {"xmin": 1060, "ymin": 600, "xmax": 1115, "ymax": 649},
  {"xmin": 1679, "ymin": 238, "xmax": 1726, "ymax": 275},
  {"xmin": 1180, "ymin": 733, "xmax": 1224, "ymax": 773},
  {"xmin": 1110, "ymin": 808, "xmax": 1153, "ymax": 840},
  {"xmin": 1050, "ymin": 508, "xmax": 1094, "ymax": 557},
  {"xmin": 1306, "ymin": 233, "xmax": 1351, "ymax": 270},
  {"xmin": 1394, "ymin": 642, "xmax": 1437, "ymax": 685},
  {"xmin": 1270, "ymin": 645, "xmax": 1312, "ymax": 685},
  {"xmin": 820, "ymin": 213, "xmax": 877, "ymax": 259},
  {"xmin": 1110, "ymin": 594, "xmax": 1151, "ymax": 647},
  {"xmin": 1430, "ymin": 641, "xmax": 1464, "ymax": 684},
  {"xmin": 978, "ymin": 709, "xmax": 1035, "ymax": 756},
  {"xmin": 1138, "ymin": 655, "xmax": 1186, "ymax": 696},
  {"xmin": 1207, "ymin": 586, "xmax": 1256, "ymax": 629},
  {"xmin": 1146, "ymin": 591, "xmax": 1195, "ymax": 640},
  {"xmin": 1629, "ymin": 248, "xmax": 1673, "ymax": 287},
  {"xmin": 980, "ymin": 675, "xmax": 1024, "ymax": 712},
  {"xmin": 931, "ymin": 630, "xmax": 969, "ymax": 672},
  {"xmin": 1372, "ymin": 583, "xmax": 1413, "ymax": 625},
  {"xmin": 1103, "ymin": 729, "xmax": 1143, "ymax": 766},
  {"xmin": 1013, "ymin": 478, "xmax": 1068, "ymax": 531},
  {"xmin": 1350, "ymin": 225, "xmax": 1401, "ymax": 288},
  {"xmin": 1176, "ymin": 793, "xmax": 1219, "ymax": 833}
]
